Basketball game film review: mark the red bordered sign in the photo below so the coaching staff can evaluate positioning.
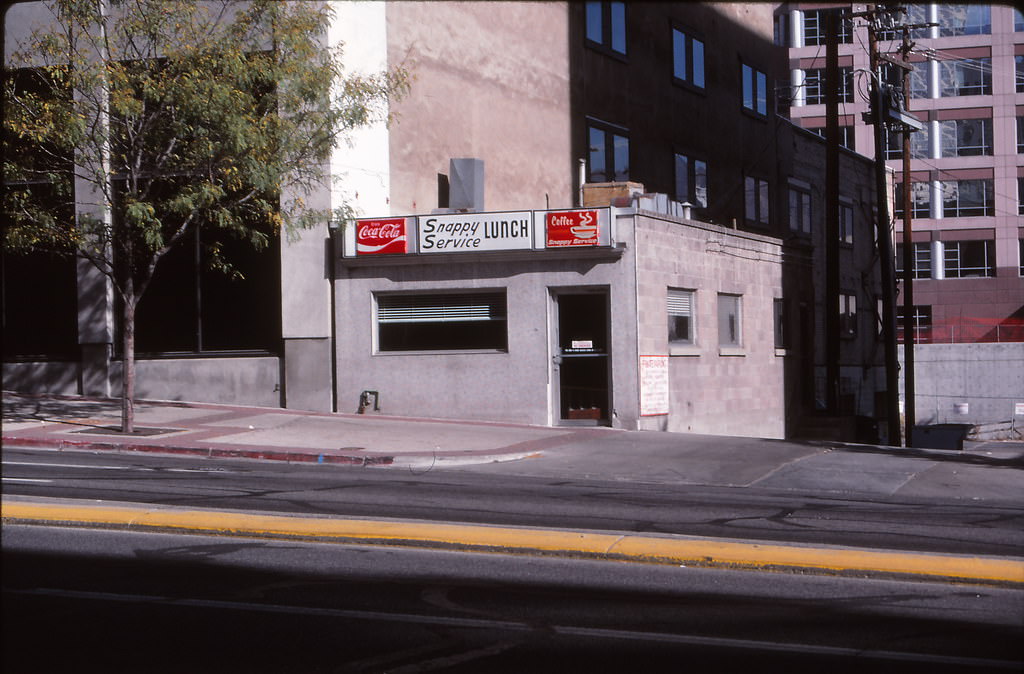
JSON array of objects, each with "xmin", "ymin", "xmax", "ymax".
[
  {"xmin": 356, "ymin": 217, "xmax": 408, "ymax": 255},
  {"xmin": 545, "ymin": 209, "xmax": 601, "ymax": 247}
]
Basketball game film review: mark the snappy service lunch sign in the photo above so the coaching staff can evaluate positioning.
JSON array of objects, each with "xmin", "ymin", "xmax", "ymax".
[{"xmin": 352, "ymin": 208, "xmax": 610, "ymax": 256}]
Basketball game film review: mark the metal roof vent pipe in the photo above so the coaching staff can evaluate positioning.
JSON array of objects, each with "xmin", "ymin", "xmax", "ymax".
[
  {"xmin": 681, "ymin": 202, "xmax": 693, "ymax": 220},
  {"xmin": 449, "ymin": 158, "xmax": 484, "ymax": 212}
]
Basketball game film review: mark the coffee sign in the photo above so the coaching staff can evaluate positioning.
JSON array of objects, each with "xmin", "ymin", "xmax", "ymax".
[
  {"xmin": 545, "ymin": 209, "xmax": 602, "ymax": 247},
  {"xmin": 356, "ymin": 217, "xmax": 408, "ymax": 255}
]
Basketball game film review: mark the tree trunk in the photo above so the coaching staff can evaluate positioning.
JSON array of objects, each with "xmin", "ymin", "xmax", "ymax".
[{"xmin": 121, "ymin": 280, "xmax": 136, "ymax": 435}]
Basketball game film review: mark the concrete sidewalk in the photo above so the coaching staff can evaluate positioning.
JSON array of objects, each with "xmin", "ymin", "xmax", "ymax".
[{"xmin": 3, "ymin": 390, "xmax": 1024, "ymax": 503}]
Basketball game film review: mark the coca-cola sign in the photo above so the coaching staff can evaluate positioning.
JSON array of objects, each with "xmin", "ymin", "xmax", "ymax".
[
  {"xmin": 356, "ymin": 218, "xmax": 408, "ymax": 255},
  {"xmin": 545, "ymin": 209, "xmax": 602, "ymax": 247}
]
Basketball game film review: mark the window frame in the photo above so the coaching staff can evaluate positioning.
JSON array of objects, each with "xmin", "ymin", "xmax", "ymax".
[
  {"xmin": 672, "ymin": 26, "xmax": 705, "ymax": 90},
  {"xmin": 941, "ymin": 178, "xmax": 995, "ymax": 218},
  {"xmin": 839, "ymin": 291, "xmax": 857, "ymax": 339},
  {"xmin": 897, "ymin": 305, "xmax": 933, "ymax": 344},
  {"xmin": 585, "ymin": 1, "xmax": 627, "ymax": 58},
  {"xmin": 939, "ymin": 117, "xmax": 993, "ymax": 157},
  {"xmin": 375, "ymin": 290, "xmax": 509, "ymax": 354},
  {"xmin": 674, "ymin": 152, "xmax": 708, "ymax": 208},
  {"xmin": 937, "ymin": 4, "xmax": 991, "ymax": 37},
  {"xmin": 939, "ymin": 58, "xmax": 992, "ymax": 97},
  {"xmin": 741, "ymin": 63, "xmax": 768, "ymax": 116},
  {"xmin": 803, "ymin": 66, "xmax": 854, "ymax": 105},
  {"xmin": 667, "ymin": 288, "xmax": 696, "ymax": 347},
  {"xmin": 943, "ymin": 240, "xmax": 996, "ymax": 279},
  {"xmin": 895, "ymin": 242, "xmax": 933, "ymax": 280},
  {"xmin": 839, "ymin": 202, "xmax": 854, "ymax": 246},
  {"xmin": 717, "ymin": 293, "xmax": 742, "ymax": 349},
  {"xmin": 745, "ymin": 175, "xmax": 771, "ymax": 226},
  {"xmin": 787, "ymin": 183, "xmax": 811, "ymax": 235},
  {"xmin": 586, "ymin": 119, "xmax": 629, "ymax": 183},
  {"xmin": 802, "ymin": 7, "xmax": 853, "ymax": 46}
]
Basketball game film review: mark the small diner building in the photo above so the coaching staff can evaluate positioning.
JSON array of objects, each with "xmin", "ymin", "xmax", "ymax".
[{"xmin": 336, "ymin": 194, "xmax": 787, "ymax": 438}]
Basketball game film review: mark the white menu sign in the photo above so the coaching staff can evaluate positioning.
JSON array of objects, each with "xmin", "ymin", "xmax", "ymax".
[
  {"xmin": 639, "ymin": 355, "xmax": 669, "ymax": 416},
  {"xmin": 418, "ymin": 211, "xmax": 534, "ymax": 253}
]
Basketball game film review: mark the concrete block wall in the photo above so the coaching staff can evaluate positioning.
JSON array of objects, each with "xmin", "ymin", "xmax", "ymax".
[{"xmin": 634, "ymin": 212, "xmax": 786, "ymax": 439}]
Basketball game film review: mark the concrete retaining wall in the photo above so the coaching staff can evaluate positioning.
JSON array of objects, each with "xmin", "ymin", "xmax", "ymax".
[{"xmin": 900, "ymin": 343, "xmax": 1024, "ymax": 426}]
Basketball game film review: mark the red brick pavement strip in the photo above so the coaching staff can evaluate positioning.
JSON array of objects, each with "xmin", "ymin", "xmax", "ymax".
[{"xmin": 1, "ymin": 433, "xmax": 395, "ymax": 465}]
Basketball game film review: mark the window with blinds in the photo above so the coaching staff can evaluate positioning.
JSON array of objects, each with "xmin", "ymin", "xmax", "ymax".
[
  {"xmin": 376, "ymin": 291, "xmax": 508, "ymax": 352},
  {"xmin": 667, "ymin": 288, "xmax": 695, "ymax": 345}
]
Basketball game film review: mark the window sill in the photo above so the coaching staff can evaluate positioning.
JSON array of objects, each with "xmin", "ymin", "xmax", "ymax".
[
  {"xmin": 669, "ymin": 344, "xmax": 700, "ymax": 357},
  {"xmin": 719, "ymin": 347, "xmax": 745, "ymax": 357},
  {"xmin": 374, "ymin": 349, "xmax": 509, "ymax": 356}
]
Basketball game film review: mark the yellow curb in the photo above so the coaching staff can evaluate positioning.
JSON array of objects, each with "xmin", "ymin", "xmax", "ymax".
[{"xmin": 4, "ymin": 499, "xmax": 1023, "ymax": 585}]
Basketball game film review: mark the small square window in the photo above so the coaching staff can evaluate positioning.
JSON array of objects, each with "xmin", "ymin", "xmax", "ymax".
[
  {"xmin": 746, "ymin": 176, "xmax": 770, "ymax": 226},
  {"xmin": 788, "ymin": 186, "xmax": 811, "ymax": 234},
  {"xmin": 585, "ymin": 1, "xmax": 626, "ymax": 56},
  {"xmin": 668, "ymin": 288, "xmax": 695, "ymax": 345}
]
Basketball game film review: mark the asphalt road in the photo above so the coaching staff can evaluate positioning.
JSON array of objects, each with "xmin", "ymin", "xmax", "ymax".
[
  {"xmin": 3, "ymin": 446, "xmax": 1022, "ymax": 557},
  {"xmin": 4, "ymin": 524, "xmax": 1022, "ymax": 674}
]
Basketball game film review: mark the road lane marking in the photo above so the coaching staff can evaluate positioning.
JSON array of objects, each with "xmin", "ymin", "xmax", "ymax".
[
  {"xmin": 3, "ymin": 497, "xmax": 1023, "ymax": 586},
  {"xmin": 1, "ymin": 478, "xmax": 54, "ymax": 484}
]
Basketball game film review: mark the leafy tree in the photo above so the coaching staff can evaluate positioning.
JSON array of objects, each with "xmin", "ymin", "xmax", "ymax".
[{"xmin": 3, "ymin": 0, "xmax": 407, "ymax": 431}]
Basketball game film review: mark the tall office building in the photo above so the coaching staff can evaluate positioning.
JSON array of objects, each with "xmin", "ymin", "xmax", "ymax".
[{"xmin": 781, "ymin": 3, "xmax": 1023, "ymax": 344}]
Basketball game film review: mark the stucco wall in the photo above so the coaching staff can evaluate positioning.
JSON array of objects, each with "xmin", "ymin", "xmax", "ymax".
[
  {"xmin": 634, "ymin": 213, "xmax": 786, "ymax": 439},
  {"xmin": 900, "ymin": 343, "xmax": 1024, "ymax": 425},
  {"xmin": 386, "ymin": 1, "xmax": 573, "ymax": 213},
  {"xmin": 112, "ymin": 357, "xmax": 281, "ymax": 407}
]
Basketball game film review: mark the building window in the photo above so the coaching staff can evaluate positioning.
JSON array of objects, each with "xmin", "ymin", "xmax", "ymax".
[
  {"xmin": 1016, "ymin": 8, "xmax": 1024, "ymax": 32},
  {"xmin": 774, "ymin": 14, "xmax": 789, "ymax": 47},
  {"xmin": 839, "ymin": 203, "xmax": 853, "ymax": 245},
  {"xmin": 672, "ymin": 28, "xmax": 704, "ymax": 89},
  {"xmin": 126, "ymin": 223, "xmax": 282, "ymax": 355},
  {"xmin": 587, "ymin": 121, "xmax": 628, "ymax": 183},
  {"xmin": 674, "ymin": 154, "xmax": 707, "ymax": 208},
  {"xmin": 376, "ymin": 291, "xmax": 508, "ymax": 352},
  {"xmin": 773, "ymin": 298, "xmax": 786, "ymax": 349},
  {"xmin": 745, "ymin": 176, "xmax": 770, "ymax": 226},
  {"xmin": 880, "ymin": 4, "xmax": 931, "ymax": 40},
  {"xmin": 885, "ymin": 124, "xmax": 929, "ymax": 159},
  {"xmin": 742, "ymin": 63, "xmax": 768, "ymax": 116},
  {"xmin": 585, "ymin": 1, "xmax": 626, "ymax": 56},
  {"xmin": 942, "ymin": 179, "xmax": 994, "ymax": 217},
  {"xmin": 1017, "ymin": 55, "xmax": 1024, "ymax": 94},
  {"xmin": 803, "ymin": 67, "xmax": 854, "ymax": 105},
  {"xmin": 897, "ymin": 305, "xmax": 933, "ymax": 344},
  {"xmin": 939, "ymin": 58, "xmax": 991, "ymax": 97},
  {"xmin": 907, "ymin": 66, "xmax": 929, "ymax": 99},
  {"xmin": 667, "ymin": 288, "xmax": 695, "ymax": 345},
  {"xmin": 1019, "ymin": 238, "xmax": 1023, "ymax": 276},
  {"xmin": 940, "ymin": 118, "xmax": 993, "ymax": 157},
  {"xmin": 717, "ymin": 293, "xmax": 741, "ymax": 347},
  {"xmin": 943, "ymin": 240, "xmax": 995, "ymax": 278},
  {"xmin": 937, "ymin": 5, "xmax": 991, "ymax": 36},
  {"xmin": 839, "ymin": 292, "xmax": 857, "ymax": 338},
  {"xmin": 895, "ymin": 242, "xmax": 932, "ymax": 279},
  {"xmin": 1017, "ymin": 116, "xmax": 1024, "ymax": 154},
  {"xmin": 1019, "ymin": 177, "xmax": 1024, "ymax": 216},
  {"xmin": 810, "ymin": 125, "xmax": 853, "ymax": 149},
  {"xmin": 895, "ymin": 181, "xmax": 931, "ymax": 219},
  {"xmin": 788, "ymin": 185, "xmax": 811, "ymax": 235},
  {"xmin": 802, "ymin": 8, "xmax": 853, "ymax": 45}
]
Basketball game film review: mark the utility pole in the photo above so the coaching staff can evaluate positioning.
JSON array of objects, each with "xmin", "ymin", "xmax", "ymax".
[
  {"xmin": 898, "ymin": 23, "xmax": 916, "ymax": 448},
  {"xmin": 824, "ymin": 10, "xmax": 840, "ymax": 415},
  {"xmin": 859, "ymin": 4, "xmax": 903, "ymax": 446}
]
